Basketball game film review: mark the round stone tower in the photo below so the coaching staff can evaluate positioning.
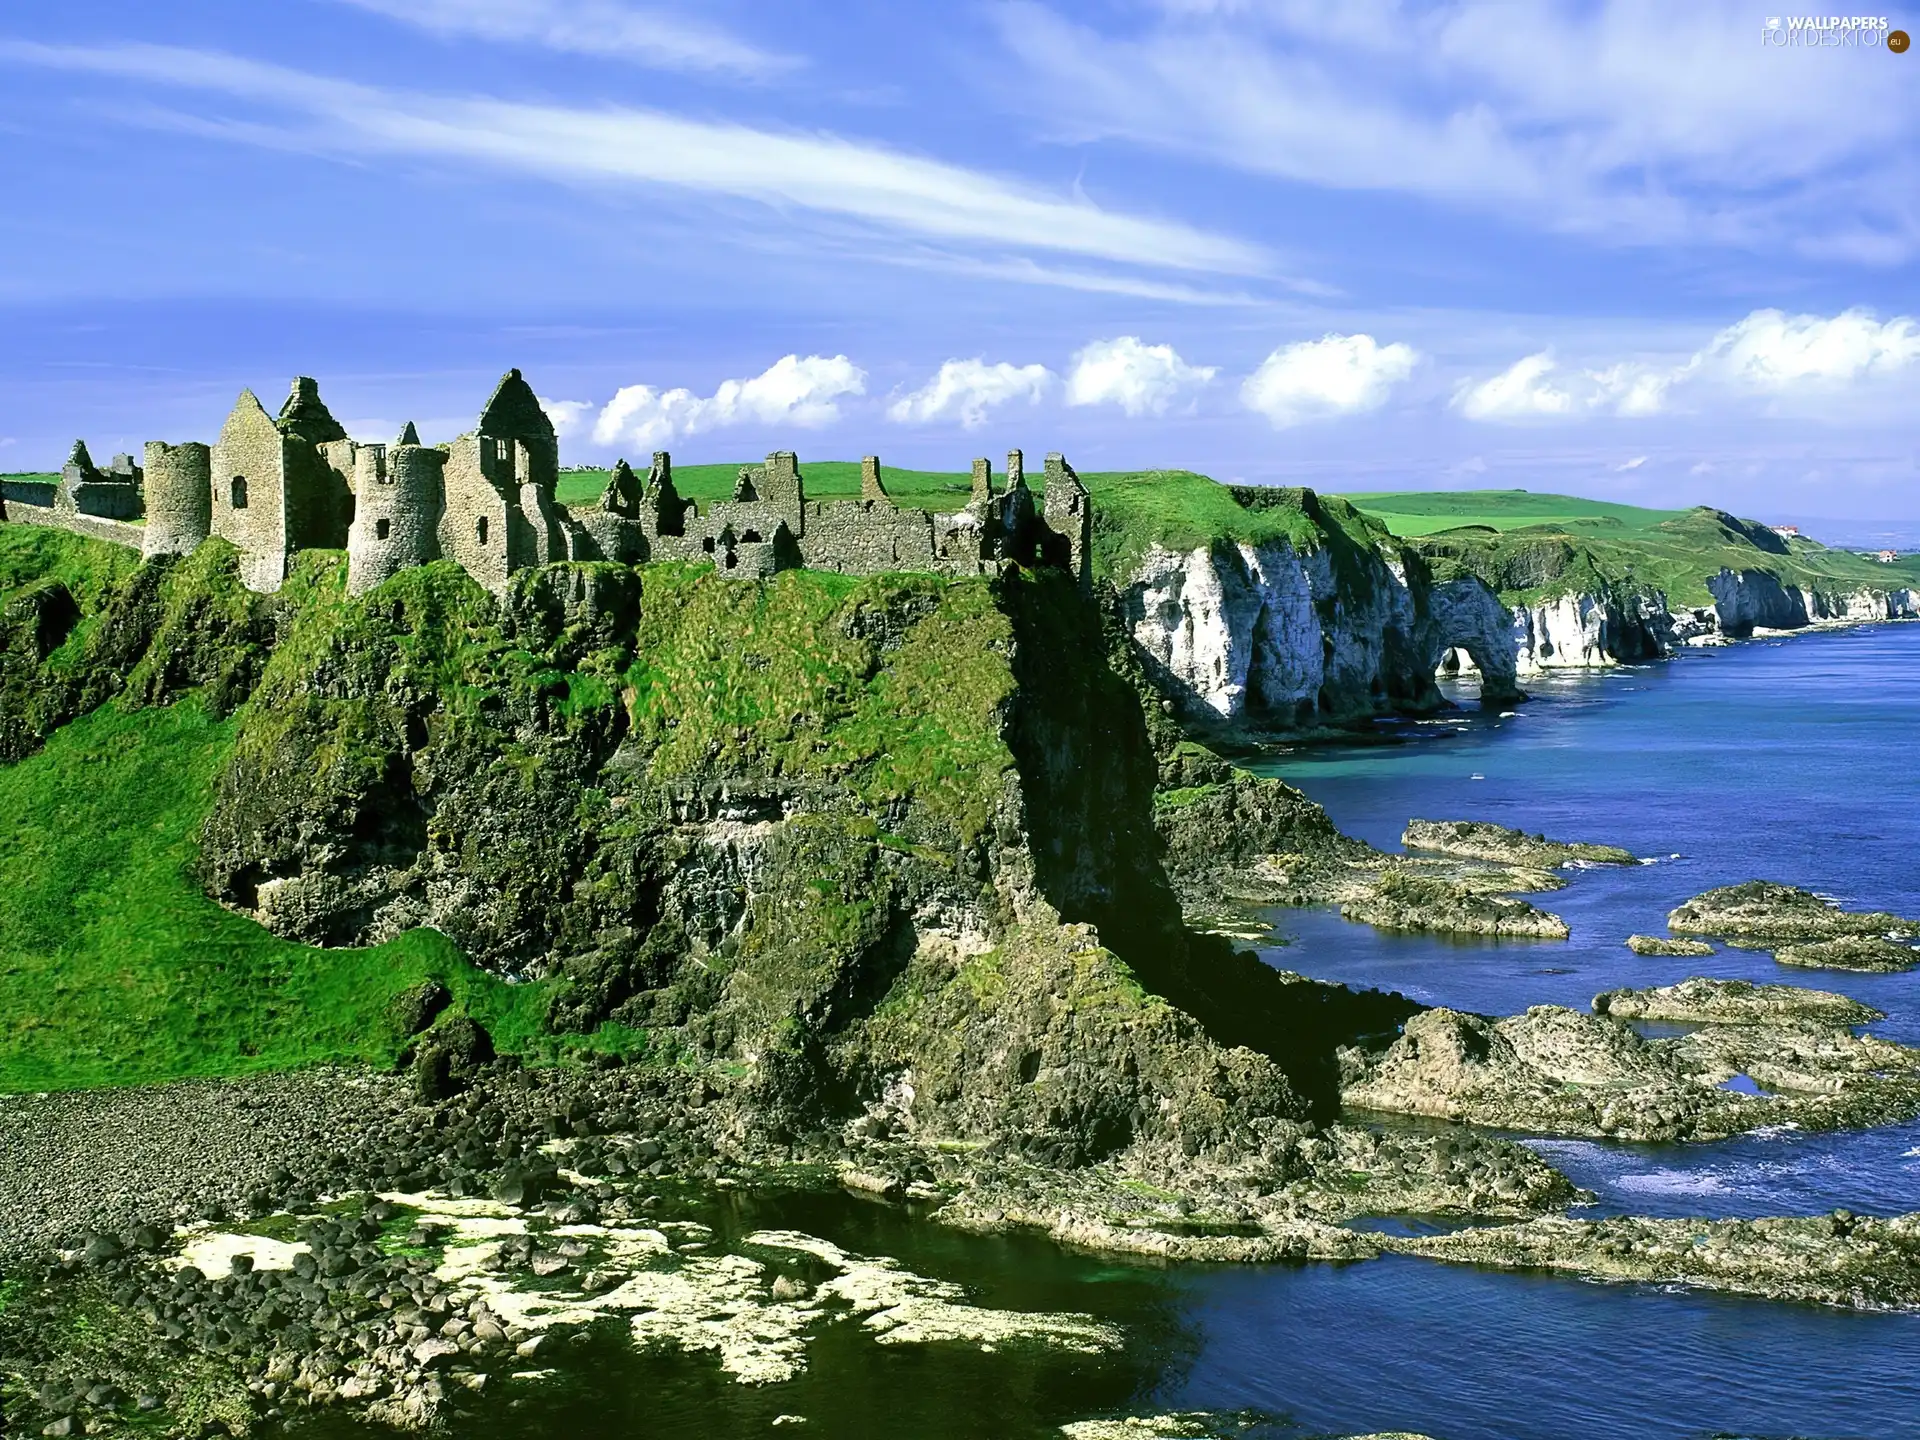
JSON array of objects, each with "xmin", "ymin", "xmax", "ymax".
[
  {"xmin": 347, "ymin": 442, "xmax": 445, "ymax": 595},
  {"xmin": 141, "ymin": 441, "xmax": 212, "ymax": 559}
]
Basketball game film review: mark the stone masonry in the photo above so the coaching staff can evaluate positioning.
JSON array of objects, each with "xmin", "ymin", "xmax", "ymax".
[{"xmin": 3, "ymin": 369, "xmax": 1095, "ymax": 597}]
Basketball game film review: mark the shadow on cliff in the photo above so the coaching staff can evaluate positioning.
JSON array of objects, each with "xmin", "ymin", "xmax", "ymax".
[{"xmin": 998, "ymin": 571, "xmax": 1417, "ymax": 1118}]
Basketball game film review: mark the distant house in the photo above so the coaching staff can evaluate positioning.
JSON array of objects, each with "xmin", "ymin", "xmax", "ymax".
[
  {"xmin": 1769, "ymin": 524, "xmax": 1801, "ymax": 538},
  {"xmin": 1876, "ymin": 549, "xmax": 1900, "ymax": 564}
]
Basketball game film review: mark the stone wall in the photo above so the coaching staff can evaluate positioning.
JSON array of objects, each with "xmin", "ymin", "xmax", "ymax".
[
  {"xmin": 141, "ymin": 441, "xmax": 212, "ymax": 559},
  {"xmin": 3, "ymin": 501, "xmax": 144, "ymax": 550}
]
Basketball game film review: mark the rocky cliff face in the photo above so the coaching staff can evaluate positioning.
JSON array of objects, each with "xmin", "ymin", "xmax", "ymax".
[{"xmin": 1117, "ymin": 538, "xmax": 1524, "ymax": 723}]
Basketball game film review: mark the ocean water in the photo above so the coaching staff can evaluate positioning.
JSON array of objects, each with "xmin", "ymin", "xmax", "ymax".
[{"xmin": 294, "ymin": 623, "xmax": 1920, "ymax": 1440}]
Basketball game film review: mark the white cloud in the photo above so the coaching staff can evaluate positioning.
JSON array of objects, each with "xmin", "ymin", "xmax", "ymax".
[
  {"xmin": 1686, "ymin": 308, "xmax": 1920, "ymax": 389},
  {"xmin": 1065, "ymin": 337, "xmax": 1216, "ymax": 416},
  {"xmin": 1689, "ymin": 460, "xmax": 1715, "ymax": 475},
  {"xmin": 1240, "ymin": 332, "xmax": 1418, "ymax": 428},
  {"xmin": 887, "ymin": 359, "xmax": 1054, "ymax": 428},
  {"xmin": 1457, "ymin": 307, "xmax": 1920, "ymax": 424},
  {"xmin": 996, "ymin": 2, "xmax": 1920, "ymax": 260},
  {"xmin": 592, "ymin": 354, "xmax": 866, "ymax": 448},
  {"xmin": 1453, "ymin": 352, "xmax": 1577, "ymax": 421},
  {"xmin": 0, "ymin": 43, "xmax": 1266, "ymax": 278},
  {"xmin": 329, "ymin": 0, "xmax": 795, "ymax": 77},
  {"xmin": 540, "ymin": 397, "xmax": 595, "ymax": 436},
  {"xmin": 1614, "ymin": 455, "xmax": 1647, "ymax": 471}
]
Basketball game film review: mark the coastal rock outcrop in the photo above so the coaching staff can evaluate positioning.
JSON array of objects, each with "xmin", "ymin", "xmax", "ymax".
[
  {"xmin": 1593, "ymin": 977, "xmax": 1883, "ymax": 1027},
  {"xmin": 1668, "ymin": 881, "xmax": 1920, "ymax": 945},
  {"xmin": 1338, "ymin": 1004, "xmax": 1920, "ymax": 1141},
  {"xmin": 1776, "ymin": 937, "xmax": 1920, "ymax": 972},
  {"xmin": 1625, "ymin": 934, "xmax": 1715, "ymax": 957},
  {"xmin": 1340, "ymin": 870, "xmax": 1570, "ymax": 940},
  {"xmin": 1392, "ymin": 1210, "xmax": 1920, "ymax": 1310},
  {"xmin": 1403, "ymin": 818, "xmax": 1635, "ymax": 869}
]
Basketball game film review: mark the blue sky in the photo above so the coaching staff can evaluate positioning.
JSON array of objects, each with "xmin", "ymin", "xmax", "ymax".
[{"xmin": 2, "ymin": 1, "xmax": 1917, "ymax": 525}]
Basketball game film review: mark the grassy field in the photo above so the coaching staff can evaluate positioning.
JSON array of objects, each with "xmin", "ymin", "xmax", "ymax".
[
  {"xmin": 1337, "ymin": 488, "xmax": 1688, "ymax": 536},
  {"xmin": 0, "ymin": 696, "xmax": 640, "ymax": 1093}
]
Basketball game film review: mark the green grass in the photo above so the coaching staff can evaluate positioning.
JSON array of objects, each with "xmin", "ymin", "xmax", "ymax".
[
  {"xmin": 0, "ymin": 695, "xmax": 637, "ymax": 1093},
  {"xmin": 1338, "ymin": 488, "xmax": 1687, "ymax": 537}
]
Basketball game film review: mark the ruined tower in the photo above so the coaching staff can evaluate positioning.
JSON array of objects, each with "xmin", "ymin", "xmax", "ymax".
[
  {"xmin": 141, "ymin": 441, "xmax": 212, "ymax": 559},
  {"xmin": 439, "ymin": 368, "xmax": 579, "ymax": 593},
  {"xmin": 56, "ymin": 439, "xmax": 142, "ymax": 520},
  {"xmin": 346, "ymin": 440, "xmax": 446, "ymax": 595},
  {"xmin": 1043, "ymin": 452, "xmax": 1092, "ymax": 586}
]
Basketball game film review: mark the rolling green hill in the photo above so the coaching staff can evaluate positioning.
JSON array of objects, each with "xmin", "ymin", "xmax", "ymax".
[{"xmin": 1337, "ymin": 488, "xmax": 1687, "ymax": 537}]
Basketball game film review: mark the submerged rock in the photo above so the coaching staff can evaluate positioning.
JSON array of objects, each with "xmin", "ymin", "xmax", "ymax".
[
  {"xmin": 1340, "ymin": 869, "xmax": 1570, "ymax": 940},
  {"xmin": 1403, "ymin": 819, "xmax": 1635, "ymax": 869},
  {"xmin": 1625, "ymin": 934, "xmax": 1715, "ymax": 957},
  {"xmin": 1594, "ymin": 977, "xmax": 1883, "ymax": 1027},
  {"xmin": 1776, "ymin": 936, "xmax": 1920, "ymax": 973},
  {"xmin": 1668, "ymin": 881, "xmax": 1920, "ymax": 945}
]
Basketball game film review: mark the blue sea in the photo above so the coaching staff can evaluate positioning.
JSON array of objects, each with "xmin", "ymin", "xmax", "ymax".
[{"xmin": 304, "ymin": 622, "xmax": 1920, "ymax": 1440}]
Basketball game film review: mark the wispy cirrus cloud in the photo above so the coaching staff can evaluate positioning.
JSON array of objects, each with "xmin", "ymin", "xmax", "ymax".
[
  {"xmin": 995, "ymin": 1, "xmax": 1920, "ymax": 261},
  {"xmin": 0, "ymin": 42, "xmax": 1267, "ymax": 279},
  {"xmin": 328, "ymin": 0, "xmax": 797, "ymax": 78}
]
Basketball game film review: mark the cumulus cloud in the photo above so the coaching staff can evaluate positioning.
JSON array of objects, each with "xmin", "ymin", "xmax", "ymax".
[
  {"xmin": 1240, "ymin": 332, "xmax": 1418, "ymax": 428},
  {"xmin": 540, "ymin": 397, "xmax": 595, "ymax": 436},
  {"xmin": 1065, "ymin": 337, "xmax": 1216, "ymax": 416},
  {"xmin": 1453, "ymin": 352, "xmax": 1577, "ymax": 421},
  {"xmin": 1456, "ymin": 307, "xmax": 1920, "ymax": 424},
  {"xmin": 887, "ymin": 359, "xmax": 1054, "ymax": 429},
  {"xmin": 1686, "ymin": 307, "xmax": 1920, "ymax": 389},
  {"xmin": 592, "ymin": 354, "xmax": 866, "ymax": 448}
]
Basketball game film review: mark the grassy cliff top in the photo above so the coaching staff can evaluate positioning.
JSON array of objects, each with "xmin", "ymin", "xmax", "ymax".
[
  {"xmin": 1400, "ymin": 503, "xmax": 1920, "ymax": 606},
  {"xmin": 558, "ymin": 462, "xmax": 1388, "ymax": 584},
  {"xmin": 1338, "ymin": 488, "xmax": 1687, "ymax": 536}
]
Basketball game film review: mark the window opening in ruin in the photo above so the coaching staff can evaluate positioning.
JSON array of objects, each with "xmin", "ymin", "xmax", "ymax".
[
  {"xmin": 725, "ymin": 550, "xmax": 738, "ymax": 569},
  {"xmin": 477, "ymin": 516, "xmax": 489, "ymax": 544},
  {"xmin": 742, "ymin": 529, "xmax": 763, "ymax": 543},
  {"xmin": 376, "ymin": 518, "xmax": 390, "ymax": 541},
  {"xmin": 230, "ymin": 476, "xmax": 247, "ymax": 509},
  {"xmin": 702, "ymin": 536, "xmax": 715, "ymax": 553}
]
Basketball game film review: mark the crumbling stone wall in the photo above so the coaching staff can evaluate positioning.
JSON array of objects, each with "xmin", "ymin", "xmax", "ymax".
[
  {"xmin": 141, "ymin": 441, "xmax": 212, "ymax": 559},
  {"xmin": 210, "ymin": 390, "xmax": 295, "ymax": 593},
  {"xmin": 55, "ymin": 441, "xmax": 143, "ymax": 521}
]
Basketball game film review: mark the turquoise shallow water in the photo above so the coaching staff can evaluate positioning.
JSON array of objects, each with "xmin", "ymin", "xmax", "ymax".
[{"xmin": 295, "ymin": 623, "xmax": 1920, "ymax": 1440}]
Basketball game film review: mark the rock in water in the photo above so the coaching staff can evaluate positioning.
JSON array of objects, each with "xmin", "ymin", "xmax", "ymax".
[
  {"xmin": 1775, "ymin": 937, "xmax": 1920, "ymax": 973},
  {"xmin": 1668, "ymin": 880, "xmax": 1920, "ymax": 944},
  {"xmin": 1594, "ymin": 977, "xmax": 1883, "ymax": 1026},
  {"xmin": 1341, "ymin": 869, "xmax": 1570, "ymax": 940},
  {"xmin": 1403, "ymin": 819, "xmax": 1636, "ymax": 869},
  {"xmin": 1625, "ymin": 934, "xmax": 1716, "ymax": 957}
]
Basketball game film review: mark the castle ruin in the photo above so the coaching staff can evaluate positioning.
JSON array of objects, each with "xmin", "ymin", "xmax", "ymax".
[{"xmin": 1, "ymin": 369, "xmax": 1093, "ymax": 596}]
